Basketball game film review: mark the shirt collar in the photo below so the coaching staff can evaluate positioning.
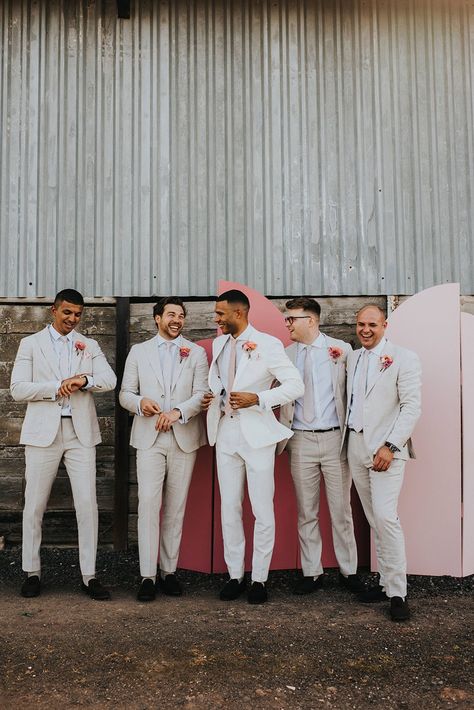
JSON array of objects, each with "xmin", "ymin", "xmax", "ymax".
[
  {"xmin": 49, "ymin": 325, "xmax": 74, "ymax": 342},
  {"xmin": 364, "ymin": 336, "xmax": 387, "ymax": 357},
  {"xmin": 230, "ymin": 323, "xmax": 254, "ymax": 344},
  {"xmin": 157, "ymin": 333, "xmax": 182, "ymax": 348},
  {"xmin": 298, "ymin": 332, "xmax": 326, "ymax": 354}
]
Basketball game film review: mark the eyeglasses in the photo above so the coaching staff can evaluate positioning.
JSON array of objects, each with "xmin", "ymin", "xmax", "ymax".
[{"xmin": 284, "ymin": 316, "xmax": 311, "ymax": 325}]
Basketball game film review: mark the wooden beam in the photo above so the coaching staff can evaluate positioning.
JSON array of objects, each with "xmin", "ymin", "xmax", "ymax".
[
  {"xmin": 113, "ymin": 297, "xmax": 130, "ymax": 550},
  {"xmin": 117, "ymin": 0, "xmax": 131, "ymax": 19}
]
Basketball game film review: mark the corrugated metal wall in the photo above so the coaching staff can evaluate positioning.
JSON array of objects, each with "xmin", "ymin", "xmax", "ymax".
[{"xmin": 0, "ymin": 0, "xmax": 473, "ymax": 297}]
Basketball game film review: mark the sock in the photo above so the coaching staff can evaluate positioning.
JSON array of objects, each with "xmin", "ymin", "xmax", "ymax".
[
  {"xmin": 82, "ymin": 574, "xmax": 95, "ymax": 586},
  {"xmin": 28, "ymin": 571, "xmax": 41, "ymax": 580}
]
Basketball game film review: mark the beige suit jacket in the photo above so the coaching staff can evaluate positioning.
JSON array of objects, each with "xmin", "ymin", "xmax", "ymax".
[
  {"xmin": 119, "ymin": 335, "xmax": 208, "ymax": 453},
  {"xmin": 276, "ymin": 335, "xmax": 352, "ymax": 455},
  {"xmin": 342, "ymin": 340, "xmax": 422, "ymax": 460},
  {"xmin": 206, "ymin": 325, "xmax": 304, "ymax": 448},
  {"xmin": 10, "ymin": 327, "xmax": 117, "ymax": 447}
]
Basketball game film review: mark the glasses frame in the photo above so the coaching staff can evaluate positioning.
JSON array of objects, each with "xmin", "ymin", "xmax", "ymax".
[{"xmin": 284, "ymin": 315, "xmax": 312, "ymax": 325}]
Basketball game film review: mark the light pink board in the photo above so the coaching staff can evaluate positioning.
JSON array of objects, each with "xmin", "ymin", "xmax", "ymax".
[
  {"xmin": 377, "ymin": 283, "xmax": 462, "ymax": 576},
  {"xmin": 461, "ymin": 313, "xmax": 474, "ymax": 576}
]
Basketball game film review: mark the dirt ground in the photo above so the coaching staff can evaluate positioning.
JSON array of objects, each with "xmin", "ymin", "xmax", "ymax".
[{"xmin": 1, "ymin": 550, "xmax": 473, "ymax": 709}]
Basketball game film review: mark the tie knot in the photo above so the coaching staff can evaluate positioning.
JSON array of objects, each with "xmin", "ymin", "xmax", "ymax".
[{"xmin": 60, "ymin": 336, "xmax": 68, "ymax": 344}]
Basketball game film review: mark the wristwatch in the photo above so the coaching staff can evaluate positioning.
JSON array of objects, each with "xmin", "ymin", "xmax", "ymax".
[
  {"xmin": 80, "ymin": 375, "xmax": 89, "ymax": 390},
  {"xmin": 385, "ymin": 441, "xmax": 399, "ymax": 453}
]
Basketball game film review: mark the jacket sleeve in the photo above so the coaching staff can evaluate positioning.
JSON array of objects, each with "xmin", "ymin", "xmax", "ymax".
[
  {"xmin": 88, "ymin": 339, "xmax": 117, "ymax": 392},
  {"xmin": 119, "ymin": 346, "xmax": 142, "ymax": 413},
  {"xmin": 10, "ymin": 337, "xmax": 58, "ymax": 402},
  {"xmin": 257, "ymin": 340, "xmax": 305, "ymax": 410},
  {"xmin": 386, "ymin": 350, "xmax": 422, "ymax": 450}
]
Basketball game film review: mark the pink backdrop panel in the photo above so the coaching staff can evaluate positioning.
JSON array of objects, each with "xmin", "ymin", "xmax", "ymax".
[
  {"xmin": 461, "ymin": 313, "xmax": 474, "ymax": 576},
  {"xmin": 379, "ymin": 283, "xmax": 462, "ymax": 576},
  {"xmin": 177, "ymin": 442, "xmax": 214, "ymax": 572}
]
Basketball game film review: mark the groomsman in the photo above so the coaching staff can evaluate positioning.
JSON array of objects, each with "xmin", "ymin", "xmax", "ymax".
[
  {"xmin": 278, "ymin": 297, "xmax": 364, "ymax": 595},
  {"xmin": 203, "ymin": 290, "xmax": 304, "ymax": 604},
  {"xmin": 119, "ymin": 297, "xmax": 208, "ymax": 602},
  {"xmin": 10, "ymin": 289, "xmax": 116, "ymax": 599},
  {"xmin": 344, "ymin": 304, "xmax": 421, "ymax": 621}
]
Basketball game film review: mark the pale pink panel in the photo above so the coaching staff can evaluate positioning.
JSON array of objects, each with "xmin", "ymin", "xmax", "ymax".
[
  {"xmin": 461, "ymin": 313, "xmax": 474, "ymax": 576},
  {"xmin": 378, "ymin": 283, "xmax": 462, "ymax": 576}
]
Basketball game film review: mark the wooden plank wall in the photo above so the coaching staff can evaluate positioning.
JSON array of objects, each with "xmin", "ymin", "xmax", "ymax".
[{"xmin": 0, "ymin": 296, "xmax": 384, "ymax": 548}]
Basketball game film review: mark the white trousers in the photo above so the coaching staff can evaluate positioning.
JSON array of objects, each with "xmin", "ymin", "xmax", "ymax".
[
  {"xmin": 287, "ymin": 429, "xmax": 358, "ymax": 577},
  {"xmin": 348, "ymin": 431, "xmax": 407, "ymax": 598},
  {"xmin": 136, "ymin": 430, "xmax": 197, "ymax": 578},
  {"xmin": 216, "ymin": 415, "xmax": 276, "ymax": 583},
  {"xmin": 22, "ymin": 419, "xmax": 98, "ymax": 576}
]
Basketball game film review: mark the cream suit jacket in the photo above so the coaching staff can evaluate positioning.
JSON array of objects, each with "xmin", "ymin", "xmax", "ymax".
[
  {"xmin": 10, "ymin": 327, "xmax": 117, "ymax": 448},
  {"xmin": 206, "ymin": 325, "xmax": 304, "ymax": 448},
  {"xmin": 276, "ymin": 335, "xmax": 352, "ymax": 456},
  {"xmin": 119, "ymin": 335, "xmax": 208, "ymax": 453},
  {"xmin": 342, "ymin": 340, "xmax": 422, "ymax": 460}
]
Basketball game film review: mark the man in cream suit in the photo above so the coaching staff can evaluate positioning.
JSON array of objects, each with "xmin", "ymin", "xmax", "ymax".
[
  {"xmin": 203, "ymin": 289, "xmax": 304, "ymax": 604},
  {"xmin": 10, "ymin": 289, "xmax": 116, "ymax": 600},
  {"xmin": 119, "ymin": 297, "xmax": 208, "ymax": 602},
  {"xmin": 344, "ymin": 304, "xmax": 421, "ymax": 621},
  {"xmin": 278, "ymin": 297, "xmax": 364, "ymax": 595}
]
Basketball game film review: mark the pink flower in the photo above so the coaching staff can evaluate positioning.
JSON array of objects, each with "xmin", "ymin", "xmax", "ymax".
[
  {"xmin": 380, "ymin": 355, "xmax": 393, "ymax": 371},
  {"xmin": 243, "ymin": 341, "xmax": 258, "ymax": 359},
  {"xmin": 75, "ymin": 341, "xmax": 86, "ymax": 352},
  {"xmin": 328, "ymin": 346, "xmax": 343, "ymax": 361},
  {"xmin": 179, "ymin": 346, "xmax": 191, "ymax": 362}
]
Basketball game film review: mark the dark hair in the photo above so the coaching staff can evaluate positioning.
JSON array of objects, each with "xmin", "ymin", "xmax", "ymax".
[
  {"xmin": 215, "ymin": 289, "xmax": 250, "ymax": 310},
  {"xmin": 153, "ymin": 297, "xmax": 187, "ymax": 318},
  {"xmin": 285, "ymin": 297, "xmax": 321, "ymax": 318},
  {"xmin": 53, "ymin": 289, "xmax": 84, "ymax": 307},
  {"xmin": 357, "ymin": 303, "xmax": 387, "ymax": 320}
]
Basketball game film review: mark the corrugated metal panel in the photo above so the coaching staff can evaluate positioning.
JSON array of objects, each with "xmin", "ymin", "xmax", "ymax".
[{"xmin": 0, "ymin": 0, "xmax": 473, "ymax": 297}]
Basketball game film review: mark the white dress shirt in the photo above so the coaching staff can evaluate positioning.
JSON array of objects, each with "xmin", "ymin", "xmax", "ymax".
[
  {"xmin": 348, "ymin": 336, "xmax": 388, "ymax": 429},
  {"xmin": 49, "ymin": 325, "xmax": 94, "ymax": 416},
  {"xmin": 293, "ymin": 332, "xmax": 339, "ymax": 430}
]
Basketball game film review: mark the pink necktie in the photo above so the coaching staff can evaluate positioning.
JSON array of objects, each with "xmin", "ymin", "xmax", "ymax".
[
  {"xmin": 303, "ymin": 346, "xmax": 315, "ymax": 423},
  {"xmin": 225, "ymin": 337, "xmax": 237, "ymax": 415}
]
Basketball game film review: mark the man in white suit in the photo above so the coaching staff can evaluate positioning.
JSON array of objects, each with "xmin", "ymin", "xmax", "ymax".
[
  {"xmin": 344, "ymin": 304, "xmax": 421, "ymax": 621},
  {"xmin": 10, "ymin": 289, "xmax": 117, "ymax": 600},
  {"xmin": 278, "ymin": 297, "xmax": 364, "ymax": 595},
  {"xmin": 119, "ymin": 297, "xmax": 209, "ymax": 602},
  {"xmin": 203, "ymin": 289, "xmax": 304, "ymax": 604}
]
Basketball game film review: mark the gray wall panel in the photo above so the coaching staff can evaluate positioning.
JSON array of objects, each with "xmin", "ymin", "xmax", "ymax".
[{"xmin": 0, "ymin": 0, "xmax": 473, "ymax": 296}]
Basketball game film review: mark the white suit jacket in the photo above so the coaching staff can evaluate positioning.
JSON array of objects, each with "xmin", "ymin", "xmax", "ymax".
[
  {"xmin": 342, "ymin": 340, "xmax": 422, "ymax": 460},
  {"xmin": 277, "ymin": 335, "xmax": 352, "ymax": 455},
  {"xmin": 119, "ymin": 335, "xmax": 208, "ymax": 453},
  {"xmin": 10, "ymin": 327, "xmax": 117, "ymax": 448},
  {"xmin": 206, "ymin": 325, "xmax": 304, "ymax": 448}
]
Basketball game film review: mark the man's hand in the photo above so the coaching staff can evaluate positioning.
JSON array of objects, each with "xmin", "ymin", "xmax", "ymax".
[
  {"xmin": 140, "ymin": 397, "xmax": 162, "ymax": 417},
  {"xmin": 155, "ymin": 409, "xmax": 181, "ymax": 432},
  {"xmin": 229, "ymin": 392, "xmax": 259, "ymax": 410},
  {"xmin": 58, "ymin": 376, "xmax": 87, "ymax": 397},
  {"xmin": 201, "ymin": 392, "xmax": 215, "ymax": 411},
  {"xmin": 372, "ymin": 445, "xmax": 394, "ymax": 472}
]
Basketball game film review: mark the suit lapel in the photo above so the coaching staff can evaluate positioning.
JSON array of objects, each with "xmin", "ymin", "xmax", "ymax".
[
  {"xmin": 325, "ymin": 337, "xmax": 341, "ymax": 395},
  {"xmin": 365, "ymin": 341, "xmax": 395, "ymax": 397},
  {"xmin": 171, "ymin": 339, "xmax": 189, "ymax": 392},
  {"xmin": 347, "ymin": 349, "xmax": 362, "ymax": 401},
  {"xmin": 146, "ymin": 337, "xmax": 165, "ymax": 389},
  {"xmin": 70, "ymin": 332, "xmax": 85, "ymax": 375},
  {"xmin": 232, "ymin": 327, "xmax": 258, "ymax": 388},
  {"xmin": 37, "ymin": 327, "xmax": 61, "ymax": 380}
]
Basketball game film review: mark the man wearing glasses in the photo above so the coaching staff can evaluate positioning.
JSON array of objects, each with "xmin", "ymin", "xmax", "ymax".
[{"xmin": 278, "ymin": 297, "xmax": 364, "ymax": 595}]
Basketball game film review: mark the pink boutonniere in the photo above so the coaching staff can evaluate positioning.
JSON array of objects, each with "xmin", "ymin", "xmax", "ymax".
[
  {"xmin": 380, "ymin": 355, "xmax": 393, "ymax": 371},
  {"xmin": 328, "ymin": 346, "xmax": 343, "ymax": 362},
  {"xmin": 243, "ymin": 341, "xmax": 258, "ymax": 359},
  {"xmin": 75, "ymin": 341, "xmax": 86, "ymax": 356},
  {"xmin": 179, "ymin": 346, "xmax": 191, "ymax": 363}
]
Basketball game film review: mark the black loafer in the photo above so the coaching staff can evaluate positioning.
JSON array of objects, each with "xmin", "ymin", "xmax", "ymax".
[
  {"xmin": 137, "ymin": 578, "xmax": 156, "ymax": 602},
  {"xmin": 81, "ymin": 578, "xmax": 111, "ymax": 601},
  {"xmin": 21, "ymin": 575, "xmax": 41, "ymax": 598},
  {"xmin": 219, "ymin": 578, "xmax": 246, "ymax": 601},
  {"xmin": 248, "ymin": 581, "xmax": 268, "ymax": 605},
  {"xmin": 292, "ymin": 575, "xmax": 323, "ymax": 595},
  {"xmin": 390, "ymin": 596, "xmax": 410, "ymax": 621},
  {"xmin": 158, "ymin": 573, "xmax": 183, "ymax": 597},
  {"xmin": 357, "ymin": 584, "xmax": 387, "ymax": 603},
  {"xmin": 339, "ymin": 573, "xmax": 366, "ymax": 594}
]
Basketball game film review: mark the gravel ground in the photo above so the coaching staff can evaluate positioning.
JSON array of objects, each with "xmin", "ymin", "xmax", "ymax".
[{"xmin": 1, "ymin": 547, "xmax": 473, "ymax": 709}]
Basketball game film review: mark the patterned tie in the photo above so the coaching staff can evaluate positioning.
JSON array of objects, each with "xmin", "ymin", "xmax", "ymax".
[
  {"xmin": 59, "ymin": 336, "xmax": 70, "ymax": 380},
  {"xmin": 303, "ymin": 345, "xmax": 315, "ymax": 423},
  {"xmin": 225, "ymin": 337, "xmax": 237, "ymax": 416},
  {"xmin": 352, "ymin": 349, "xmax": 369, "ymax": 432}
]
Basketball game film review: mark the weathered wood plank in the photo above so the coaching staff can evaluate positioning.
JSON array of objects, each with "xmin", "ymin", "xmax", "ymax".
[
  {"xmin": 0, "ymin": 304, "xmax": 116, "ymax": 335},
  {"xmin": 0, "ymin": 511, "xmax": 114, "ymax": 545}
]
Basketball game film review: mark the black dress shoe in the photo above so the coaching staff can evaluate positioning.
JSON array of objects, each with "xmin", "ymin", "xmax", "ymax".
[
  {"xmin": 158, "ymin": 574, "xmax": 183, "ymax": 597},
  {"xmin": 390, "ymin": 596, "xmax": 410, "ymax": 621},
  {"xmin": 21, "ymin": 575, "xmax": 41, "ymax": 598},
  {"xmin": 219, "ymin": 578, "xmax": 246, "ymax": 601},
  {"xmin": 137, "ymin": 578, "xmax": 156, "ymax": 602},
  {"xmin": 248, "ymin": 581, "xmax": 268, "ymax": 604},
  {"xmin": 81, "ymin": 578, "xmax": 111, "ymax": 601},
  {"xmin": 357, "ymin": 584, "xmax": 388, "ymax": 603},
  {"xmin": 292, "ymin": 575, "xmax": 323, "ymax": 595},
  {"xmin": 339, "ymin": 573, "xmax": 366, "ymax": 594}
]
